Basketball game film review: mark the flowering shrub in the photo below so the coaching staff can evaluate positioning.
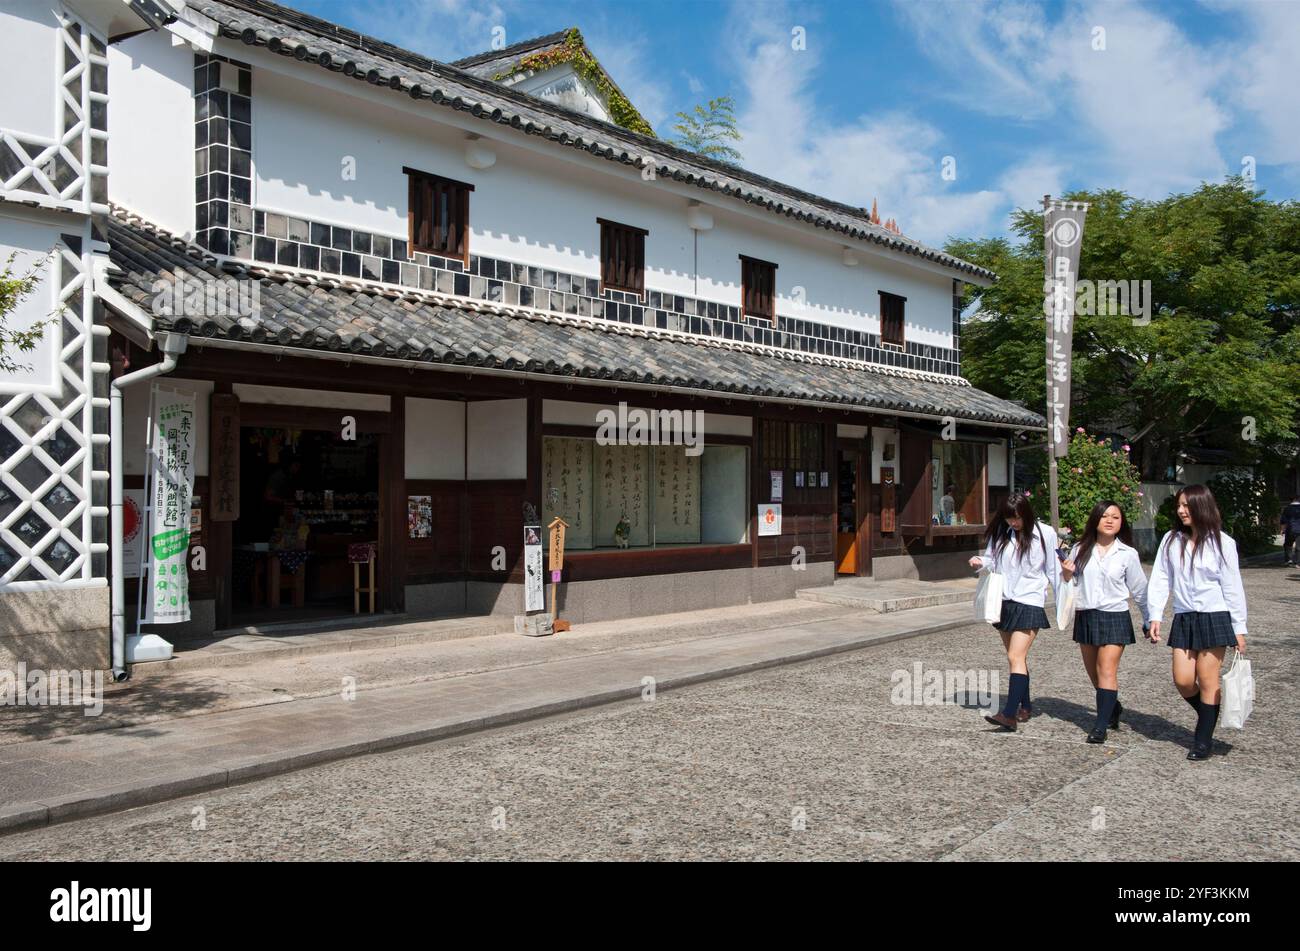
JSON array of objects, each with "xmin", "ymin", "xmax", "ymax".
[{"xmin": 1035, "ymin": 429, "xmax": 1142, "ymax": 546}]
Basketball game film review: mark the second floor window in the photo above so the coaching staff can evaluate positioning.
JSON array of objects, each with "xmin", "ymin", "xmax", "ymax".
[
  {"xmin": 880, "ymin": 291, "xmax": 906, "ymax": 347},
  {"xmin": 599, "ymin": 218, "xmax": 647, "ymax": 296},
  {"xmin": 406, "ymin": 167, "xmax": 473, "ymax": 263},
  {"xmin": 740, "ymin": 255, "xmax": 777, "ymax": 321}
]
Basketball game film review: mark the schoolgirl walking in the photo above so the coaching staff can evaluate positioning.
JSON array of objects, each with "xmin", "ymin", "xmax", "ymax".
[
  {"xmin": 1060, "ymin": 500, "xmax": 1150, "ymax": 744},
  {"xmin": 1146, "ymin": 485, "xmax": 1248, "ymax": 761},
  {"xmin": 969, "ymin": 492, "xmax": 1064, "ymax": 732}
]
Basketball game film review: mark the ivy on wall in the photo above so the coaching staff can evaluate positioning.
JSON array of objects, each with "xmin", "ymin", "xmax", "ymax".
[{"xmin": 493, "ymin": 28, "xmax": 655, "ymax": 137}]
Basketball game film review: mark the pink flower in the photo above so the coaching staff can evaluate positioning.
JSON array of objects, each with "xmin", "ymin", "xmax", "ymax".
[
  {"xmin": 1122, "ymin": 444, "xmax": 1131, "ymax": 452},
  {"xmin": 1076, "ymin": 427, "xmax": 1085, "ymax": 433},
  {"xmin": 1138, "ymin": 492, "xmax": 1144, "ymax": 497}
]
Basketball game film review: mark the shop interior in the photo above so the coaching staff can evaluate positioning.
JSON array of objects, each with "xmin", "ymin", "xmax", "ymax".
[
  {"xmin": 232, "ymin": 425, "xmax": 381, "ymax": 623},
  {"xmin": 836, "ymin": 448, "xmax": 860, "ymax": 574},
  {"xmin": 930, "ymin": 440, "xmax": 984, "ymax": 527}
]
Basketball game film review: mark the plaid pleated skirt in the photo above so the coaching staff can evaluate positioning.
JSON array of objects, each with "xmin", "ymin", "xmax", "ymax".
[
  {"xmin": 1168, "ymin": 610, "xmax": 1238, "ymax": 650},
  {"xmin": 1072, "ymin": 608, "xmax": 1135, "ymax": 646},
  {"xmin": 994, "ymin": 598, "xmax": 1050, "ymax": 632}
]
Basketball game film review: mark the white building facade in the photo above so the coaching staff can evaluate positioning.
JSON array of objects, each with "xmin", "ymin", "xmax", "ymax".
[{"xmin": 2, "ymin": 0, "xmax": 1042, "ymax": 670}]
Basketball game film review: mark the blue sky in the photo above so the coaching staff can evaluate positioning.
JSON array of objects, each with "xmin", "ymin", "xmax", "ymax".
[{"xmin": 291, "ymin": 0, "xmax": 1300, "ymax": 248}]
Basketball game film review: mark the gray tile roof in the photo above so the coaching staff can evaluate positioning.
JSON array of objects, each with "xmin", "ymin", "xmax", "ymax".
[
  {"xmin": 450, "ymin": 30, "xmax": 574, "ymax": 78},
  {"xmin": 186, "ymin": 0, "xmax": 997, "ymax": 283},
  {"xmin": 448, "ymin": 27, "xmax": 651, "ymax": 135},
  {"xmin": 105, "ymin": 211, "xmax": 1043, "ymax": 428}
]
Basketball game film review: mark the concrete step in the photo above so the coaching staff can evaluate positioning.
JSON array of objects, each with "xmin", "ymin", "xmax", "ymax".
[
  {"xmin": 796, "ymin": 577, "xmax": 978, "ymax": 613},
  {"xmin": 132, "ymin": 614, "xmax": 515, "ymax": 676}
]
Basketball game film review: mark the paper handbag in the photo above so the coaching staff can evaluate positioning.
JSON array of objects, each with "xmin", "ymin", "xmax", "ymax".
[
  {"xmin": 1221, "ymin": 653, "xmax": 1254, "ymax": 730},
  {"xmin": 974, "ymin": 568, "xmax": 1004, "ymax": 624}
]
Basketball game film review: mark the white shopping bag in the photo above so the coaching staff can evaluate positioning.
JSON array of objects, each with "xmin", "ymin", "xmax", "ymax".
[
  {"xmin": 1221, "ymin": 652, "xmax": 1254, "ymax": 730},
  {"xmin": 974, "ymin": 568, "xmax": 1003, "ymax": 624},
  {"xmin": 1055, "ymin": 579, "xmax": 1076, "ymax": 631}
]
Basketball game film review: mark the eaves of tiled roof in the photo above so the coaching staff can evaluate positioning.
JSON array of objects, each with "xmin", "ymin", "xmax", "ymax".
[
  {"xmin": 184, "ymin": 0, "xmax": 997, "ymax": 284},
  {"xmin": 105, "ymin": 208, "xmax": 1042, "ymax": 429}
]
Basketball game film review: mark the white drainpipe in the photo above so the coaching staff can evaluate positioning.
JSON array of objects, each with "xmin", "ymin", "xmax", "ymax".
[{"xmin": 109, "ymin": 331, "xmax": 188, "ymax": 681}]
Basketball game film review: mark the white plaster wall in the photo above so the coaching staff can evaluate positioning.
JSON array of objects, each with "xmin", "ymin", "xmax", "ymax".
[
  {"xmin": 466, "ymin": 399, "xmax": 526, "ymax": 479},
  {"xmin": 122, "ymin": 377, "xmax": 213, "ymax": 476},
  {"xmin": 0, "ymin": 0, "xmax": 59, "ymax": 141},
  {"xmin": 240, "ymin": 50, "xmax": 961, "ymax": 351},
  {"xmin": 231, "ymin": 383, "xmax": 390, "ymax": 411},
  {"xmin": 988, "ymin": 438, "xmax": 1009, "ymax": 486},
  {"xmin": 405, "ymin": 397, "xmax": 464, "ymax": 479},
  {"xmin": 0, "ymin": 212, "xmax": 65, "ymax": 395},
  {"xmin": 107, "ymin": 31, "xmax": 195, "ymax": 236},
  {"xmin": 542, "ymin": 399, "xmax": 752, "ymax": 436},
  {"xmin": 871, "ymin": 427, "xmax": 899, "ymax": 483}
]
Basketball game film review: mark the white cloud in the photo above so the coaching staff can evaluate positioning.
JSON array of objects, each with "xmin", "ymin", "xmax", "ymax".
[
  {"xmin": 720, "ymin": 1, "xmax": 1045, "ymax": 245},
  {"xmin": 356, "ymin": 0, "xmax": 510, "ymax": 62},
  {"xmin": 1230, "ymin": 2, "xmax": 1300, "ymax": 168}
]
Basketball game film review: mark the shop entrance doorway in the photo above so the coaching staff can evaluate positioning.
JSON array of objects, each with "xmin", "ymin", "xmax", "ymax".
[
  {"xmin": 836, "ymin": 440, "xmax": 871, "ymax": 576},
  {"xmin": 231, "ymin": 421, "xmax": 381, "ymax": 625}
]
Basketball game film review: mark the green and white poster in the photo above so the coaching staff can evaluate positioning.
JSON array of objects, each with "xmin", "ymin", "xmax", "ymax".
[{"xmin": 144, "ymin": 386, "xmax": 195, "ymax": 624}]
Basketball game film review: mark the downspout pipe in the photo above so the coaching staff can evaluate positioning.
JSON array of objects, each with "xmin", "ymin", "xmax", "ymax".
[{"xmin": 110, "ymin": 331, "xmax": 188, "ymax": 681}]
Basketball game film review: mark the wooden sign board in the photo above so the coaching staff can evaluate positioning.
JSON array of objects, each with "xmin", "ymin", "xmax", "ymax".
[
  {"xmin": 209, "ymin": 393, "xmax": 240, "ymax": 521},
  {"xmin": 880, "ymin": 466, "xmax": 896, "ymax": 534},
  {"xmin": 548, "ymin": 516, "xmax": 567, "ymax": 571}
]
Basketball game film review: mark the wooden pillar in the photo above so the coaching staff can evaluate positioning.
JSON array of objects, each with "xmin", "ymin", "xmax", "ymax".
[
  {"xmin": 209, "ymin": 382, "xmax": 234, "ymax": 630},
  {"xmin": 383, "ymin": 394, "xmax": 407, "ymax": 612},
  {"xmin": 525, "ymin": 395, "xmax": 542, "ymax": 511}
]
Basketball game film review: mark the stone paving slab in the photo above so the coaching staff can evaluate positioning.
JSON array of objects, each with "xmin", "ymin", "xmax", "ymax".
[
  {"xmin": 797, "ymin": 577, "xmax": 978, "ymax": 612},
  {"xmin": 0, "ymin": 601, "xmax": 976, "ymax": 834},
  {"xmin": 0, "ymin": 598, "xmax": 856, "ymax": 748}
]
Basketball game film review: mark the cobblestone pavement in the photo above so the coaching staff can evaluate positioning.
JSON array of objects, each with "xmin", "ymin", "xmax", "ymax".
[{"xmin": 3, "ymin": 566, "xmax": 1296, "ymax": 861}]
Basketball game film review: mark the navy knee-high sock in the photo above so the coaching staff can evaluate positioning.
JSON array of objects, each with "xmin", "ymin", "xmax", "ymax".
[
  {"xmin": 1095, "ymin": 688, "xmax": 1118, "ymax": 731},
  {"xmin": 1194, "ymin": 703, "xmax": 1220, "ymax": 748},
  {"xmin": 1002, "ymin": 673, "xmax": 1028, "ymax": 718},
  {"xmin": 1182, "ymin": 691, "xmax": 1202, "ymax": 714},
  {"xmin": 1022, "ymin": 672, "xmax": 1031, "ymax": 711}
]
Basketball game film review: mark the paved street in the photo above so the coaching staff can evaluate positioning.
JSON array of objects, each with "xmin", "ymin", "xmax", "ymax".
[{"xmin": 2, "ymin": 564, "xmax": 1296, "ymax": 860}]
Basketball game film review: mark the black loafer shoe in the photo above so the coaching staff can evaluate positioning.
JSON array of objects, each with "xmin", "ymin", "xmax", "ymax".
[
  {"xmin": 1109, "ymin": 700, "xmax": 1123, "ymax": 730},
  {"xmin": 1186, "ymin": 744, "xmax": 1212, "ymax": 761},
  {"xmin": 1086, "ymin": 726, "xmax": 1107, "ymax": 744}
]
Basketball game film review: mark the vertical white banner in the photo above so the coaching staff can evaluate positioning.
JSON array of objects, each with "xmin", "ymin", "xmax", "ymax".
[
  {"xmin": 144, "ymin": 387, "xmax": 196, "ymax": 623},
  {"xmin": 1043, "ymin": 199, "xmax": 1088, "ymax": 458},
  {"xmin": 523, "ymin": 523, "xmax": 544, "ymax": 612}
]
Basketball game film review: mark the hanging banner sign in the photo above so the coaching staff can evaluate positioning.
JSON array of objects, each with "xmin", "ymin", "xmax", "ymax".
[
  {"xmin": 1043, "ymin": 198, "xmax": 1088, "ymax": 457},
  {"xmin": 523, "ymin": 522, "xmax": 544, "ymax": 612},
  {"xmin": 144, "ymin": 386, "xmax": 195, "ymax": 623}
]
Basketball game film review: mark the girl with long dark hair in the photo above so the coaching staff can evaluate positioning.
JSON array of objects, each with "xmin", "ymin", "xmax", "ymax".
[
  {"xmin": 1146, "ymin": 484, "xmax": 1248, "ymax": 761},
  {"xmin": 969, "ymin": 492, "xmax": 1063, "ymax": 731},
  {"xmin": 1060, "ymin": 500, "xmax": 1150, "ymax": 744}
]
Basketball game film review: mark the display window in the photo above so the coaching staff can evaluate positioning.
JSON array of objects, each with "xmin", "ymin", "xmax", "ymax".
[
  {"xmin": 930, "ymin": 440, "xmax": 985, "ymax": 526},
  {"xmin": 542, "ymin": 436, "xmax": 748, "ymax": 550}
]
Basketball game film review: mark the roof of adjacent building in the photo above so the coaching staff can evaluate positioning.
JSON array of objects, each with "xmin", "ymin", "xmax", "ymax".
[
  {"xmin": 449, "ymin": 27, "xmax": 653, "ymax": 135},
  {"xmin": 105, "ymin": 210, "xmax": 1042, "ymax": 428},
  {"xmin": 183, "ymin": 0, "xmax": 997, "ymax": 283}
]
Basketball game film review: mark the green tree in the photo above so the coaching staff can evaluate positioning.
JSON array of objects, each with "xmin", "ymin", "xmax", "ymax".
[
  {"xmin": 947, "ymin": 181, "xmax": 1300, "ymax": 480},
  {"xmin": 0, "ymin": 252, "xmax": 48, "ymax": 374},
  {"xmin": 671, "ymin": 96, "xmax": 742, "ymax": 163}
]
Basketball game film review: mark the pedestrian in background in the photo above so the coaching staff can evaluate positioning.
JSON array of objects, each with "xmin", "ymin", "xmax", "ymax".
[{"xmin": 1281, "ymin": 493, "xmax": 1300, "ymax": 567}]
